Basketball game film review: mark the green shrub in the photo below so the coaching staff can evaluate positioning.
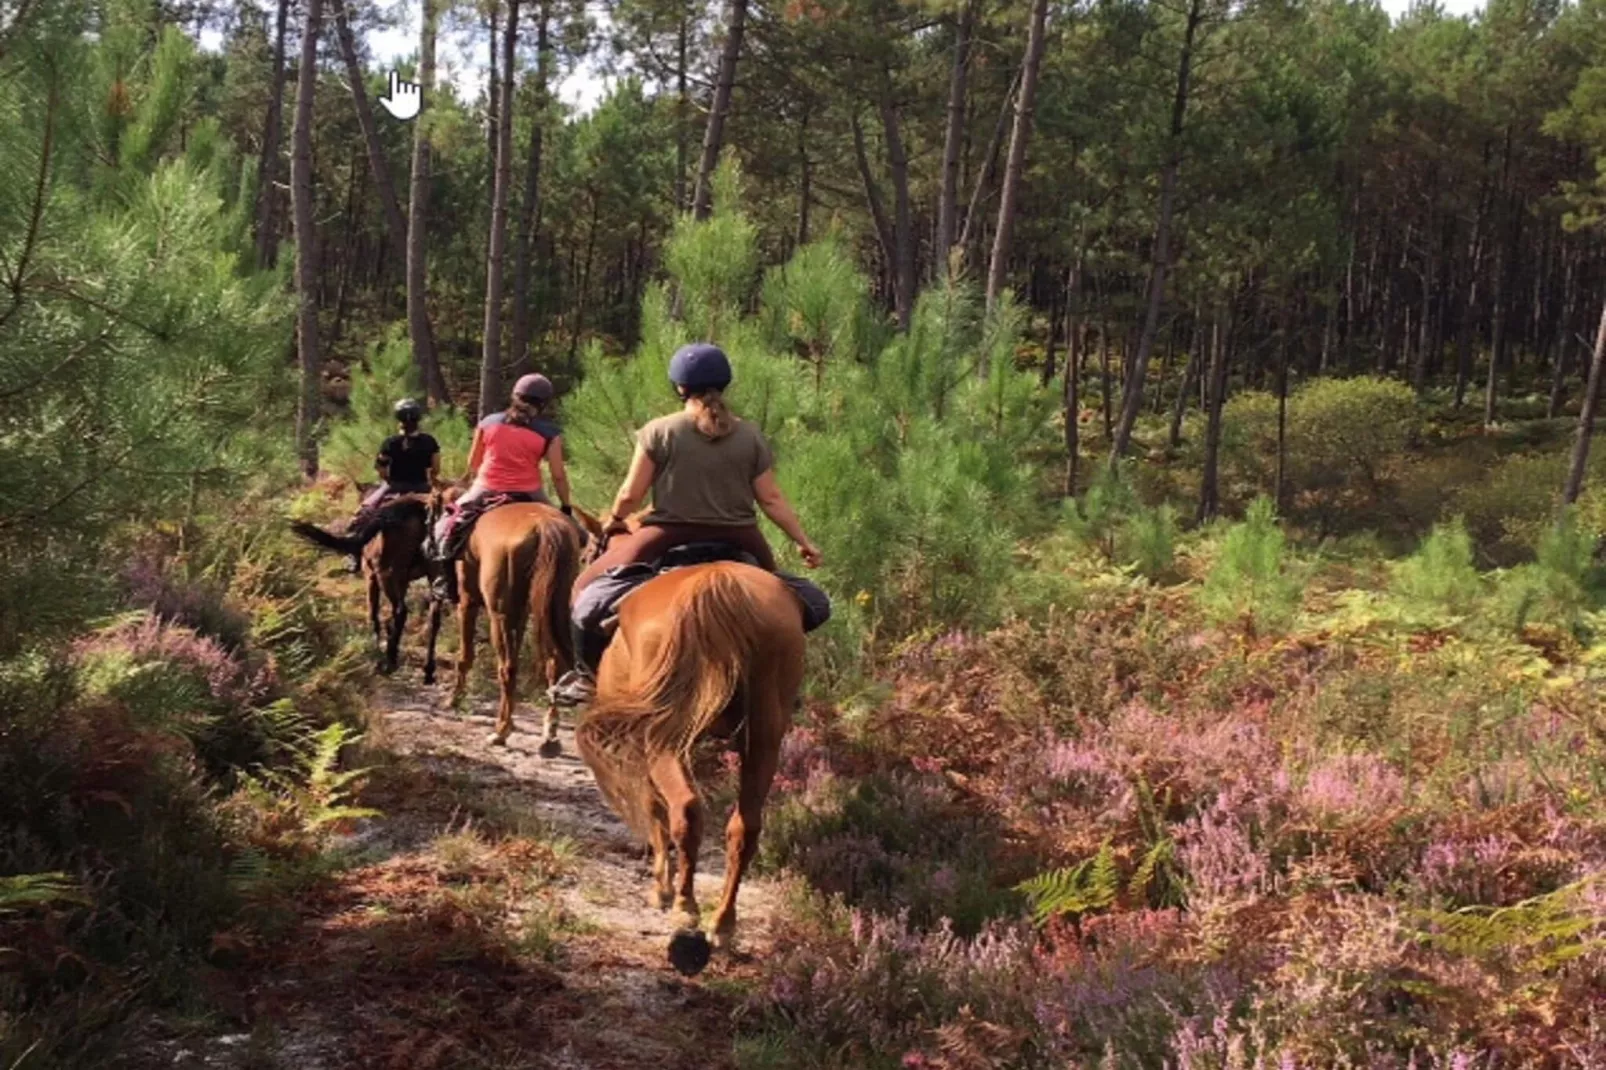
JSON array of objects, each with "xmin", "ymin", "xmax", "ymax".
[
  {"xmin": 1448, "ymin": 452, "xmax": 1565, "ymax": 567},
  {"xmin": 1390, "ymin": 517, "xmax": 1483, "ymax": 615},
  {"xmin": 1492, "ymin": 507, "xmax": 1601, "ymax": 633},
  {"xmin": 321, "ymin": 326, "xmax": 474, "ymax": 489},
  {"xmin": 1224, "ymin": 377, "xmax": 1419, "ymax": 531},
  {"xmin": 565, "ymin": 185, "xmax": 1050, "ymax": 676},
  {"xmin": 1198, "ymin": 497, "xmax": 1302, "ymax": 634},
  {"xmin": 1124, "ymin": 503, "xmax": 1180, "ymax": 582}
]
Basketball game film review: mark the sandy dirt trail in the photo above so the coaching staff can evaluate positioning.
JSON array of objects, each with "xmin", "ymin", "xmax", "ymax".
[{"xmin": 131, "ymin": 666, "xmax": 786, "ymax": 1070}]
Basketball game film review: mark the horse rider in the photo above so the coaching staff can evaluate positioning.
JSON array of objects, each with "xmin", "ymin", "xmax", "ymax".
[
  {"xmin": 339, "ymin": 398, "xmax": 441, "ymax": 573},
  {"xmin": 549, "ymin": 342, "xmax": 824, "ymax": 706},
  {"xmin": 430, "ymin": 373, "xmax": 574, "ymax": 605}
]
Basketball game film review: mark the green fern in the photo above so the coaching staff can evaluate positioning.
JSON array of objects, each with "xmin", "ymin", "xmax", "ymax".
[
  {"xmin": 1016, "ymin": 842, "xmax": 1120, "ymax": 925},
  {"xmin": 0, "ymin": 872, "xmax": 89, "ymax": 915},
  {"xmin": 1416, "ymin": 875, "xmax": 1605, "ymax": 974}
]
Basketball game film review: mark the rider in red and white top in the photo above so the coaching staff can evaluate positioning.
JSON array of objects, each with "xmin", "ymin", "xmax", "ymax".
[{"xmin": 431, "ymin": 373, "xmax": 573, "ymax": 603}]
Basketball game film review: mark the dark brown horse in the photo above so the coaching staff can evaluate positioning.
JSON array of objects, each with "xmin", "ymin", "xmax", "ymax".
[
  {"xmin": 290, "ymin": 489, "xmax": 440, "ymax": 682},
  {"xmin": 575, "ymin": 562, "xmax": 805, "ymax": 971},
  {"xmin": 444, "ymin": 495, "xmax": 587, "ymax": 750}
]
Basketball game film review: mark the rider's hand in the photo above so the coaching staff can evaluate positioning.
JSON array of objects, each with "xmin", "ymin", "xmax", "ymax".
[{"xmin": 797, "ymin": 538, "xmax": 823, "ymax": 569}]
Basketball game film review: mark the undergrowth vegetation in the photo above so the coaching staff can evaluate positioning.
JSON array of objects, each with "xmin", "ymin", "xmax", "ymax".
[{"xmin": 560, "ymin": 168, "xmax": 1606, "ymax": 1070}]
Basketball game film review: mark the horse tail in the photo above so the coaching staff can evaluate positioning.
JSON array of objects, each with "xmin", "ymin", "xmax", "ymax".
[
  {"xmin": 576, "ymin": 567, "xmax": 766, "ymax": 839},
  {"xmin": 288, "ymin": 520, "xmax": 363, "ymax": 556},
  {"xmin": 529, "ymin": 511, "xmax": 580, "ymax": 673}
]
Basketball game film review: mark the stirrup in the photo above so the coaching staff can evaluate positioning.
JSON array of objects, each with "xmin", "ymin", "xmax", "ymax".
[{"xmin": 548, "ymin": 670, "xmax": 595, "ymax": 708}]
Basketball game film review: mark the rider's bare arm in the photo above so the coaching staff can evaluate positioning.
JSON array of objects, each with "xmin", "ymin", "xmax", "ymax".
[
  {"xmin": 754, "ymin": 469, "xmax": 822, "ymax": 568},
  {"xmin": 462, "ymin": 428, "xmax": 486, "ymax": 485},
  {"xmin": 546, "ymin": 436, "xmax": 573, "ymax": 508},
  {"xmin": 606, "ymin": 445, "xmax": 657, "ymax": 528}
]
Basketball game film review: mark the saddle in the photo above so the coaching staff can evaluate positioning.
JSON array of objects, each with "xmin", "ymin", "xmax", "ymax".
[{"xmin": 584, "ymin": 541, "xmax": 830, "ymax": 635}]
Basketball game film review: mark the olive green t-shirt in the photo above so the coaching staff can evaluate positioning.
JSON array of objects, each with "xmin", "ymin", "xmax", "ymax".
[{"xmin": 637, "ymin": 412, "xmax": 775, "ymax": 527}]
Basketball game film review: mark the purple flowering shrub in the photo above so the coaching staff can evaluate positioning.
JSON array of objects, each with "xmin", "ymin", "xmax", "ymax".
[{"xmin": 747, "ymin": 599, "xmax": 1606, "ymax": 1067}]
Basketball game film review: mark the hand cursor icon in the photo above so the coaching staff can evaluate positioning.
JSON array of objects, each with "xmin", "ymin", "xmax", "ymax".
[{"xmin": 378, "ymin": 70, "xmax": 422, "ymax": 121}]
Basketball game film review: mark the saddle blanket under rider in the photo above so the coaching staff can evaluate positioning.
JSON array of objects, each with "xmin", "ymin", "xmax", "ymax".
[{"xmin": 573, "ymin": 542, "xmax": 832, "ymax": 636}]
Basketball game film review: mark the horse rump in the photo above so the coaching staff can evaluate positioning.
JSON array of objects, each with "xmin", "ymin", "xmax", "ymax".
[{"xmin": 574, "ymin": 565, "xmax": 781, "ymax": 840}]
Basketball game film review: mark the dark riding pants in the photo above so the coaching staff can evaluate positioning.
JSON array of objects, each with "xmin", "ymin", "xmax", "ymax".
[{"xmin": 571, "ymin": 522, "xmax": 775, "ymax": 604}]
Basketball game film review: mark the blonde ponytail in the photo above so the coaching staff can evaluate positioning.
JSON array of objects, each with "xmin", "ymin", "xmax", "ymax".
[{"xmin": 689, "ymin": 389, "xmax": 736, "ymax": 440}]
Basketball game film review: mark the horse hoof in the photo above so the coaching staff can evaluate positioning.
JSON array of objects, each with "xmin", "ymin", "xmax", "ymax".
[
  {"xmin": 667, "ymin": 928, "xmax": 711, "ymax": 977},
  {"xmin": 376, "ymin": 661, "xmax": 396, "ymax": 677},
  {"xmin": 423, "ymin": 672, "xmax": 436, "ymax": 686},
  {"xmin": 710, "ymin": 927, "xmax": 735, "ymax": 953},
  {"xmin": 538, "ymin": 738, "xmax": 563, "ymax": 759},
  {"xmin": 487, "ymin": 733, "xmax": 510, "ymax": 748},
  {"xmin": 650, "ymin": 888, "xmax": 673, "ymax": 912}
]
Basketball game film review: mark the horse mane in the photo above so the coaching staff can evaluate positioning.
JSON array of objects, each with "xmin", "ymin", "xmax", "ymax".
[{"xmin": 575, "ymin": 567, "xmax": 767, "ymax": 839}]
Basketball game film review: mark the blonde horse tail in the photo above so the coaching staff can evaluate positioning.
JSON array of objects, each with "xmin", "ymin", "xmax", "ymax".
[
  {"xmin": 576, "ymin": 567, "xmax": 764, "ymax": 839},
  {"xmin": 528, "ymin": 511, "xmax": 580, "ymax": 673}
]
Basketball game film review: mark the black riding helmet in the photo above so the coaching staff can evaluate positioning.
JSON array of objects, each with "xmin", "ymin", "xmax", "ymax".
[
  {"xmin": 394, "ymin": 398, "xmax": 425, "ymax": 426},
  {"xmin": 668, "ymin": 342, "xmax": 732, "ymax": 392}
]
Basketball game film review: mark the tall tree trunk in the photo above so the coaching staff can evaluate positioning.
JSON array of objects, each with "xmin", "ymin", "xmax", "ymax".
[
  {"xmin": 691, "ymin": 0, "xmax": 747, "ymax": 220},
  {"xmin": 1197, "ymin": 309, "xmax": 1229, "ymax": 524},
  {"xmin": 1041, "ymin": 268, "xmax": 1064, "ymax": 385},
  {"xmin": 1562, "ymin": 296, "xmax": 1606, "ymax": 507},
  {"xmin": 407, "ymin": 0, "xmax": 448, "ymax": 402},
  {"xmin": 1110, "ymin": 0, "xmax": 1201, "ymax": 466},
  {"xmin": 674, "ymin": 7, "xmax": 689, "ymax": 213},
  {"xmin": 486, "ymin": 1, "xmax": 499, "ymax": 166},
  {"xmin": 508, "ymin": 3, "xmax": 549, "ymax": 380},
  {"xmin": 956, "ymin": 67, "xmax": 1021, "ymax": 271},
  {"xmin": 1099, "ymin": 325, "xmax": 1113, "ymax": 441},
  {"xmin": 984, "ymin": 0, "xmax": 1049, "ymax": 312},
  {"xmin": 850, "ymin": 113, "xmax": 898, "ymax": 318},
  {"xmin": 1274, "ymin": 321, "xmax": 1289, "ymax": 512},
  {"xmin": 1549, "ymin": 246, "xmax": 1579, "ymax": 418},
  {"xmin": 936, "ymin": 0, "xmax": 973, "ymax": 280},
  {"xmin": 796, "ymin": 106, "xmax": 812, "ymax": 247},
  {"xmin": 568, "ymin": 191, "xmax": 601, "ymax": 364},
  {"xmin": 1169, "ymin": 298, "xmax": 1203, "ymax": 450},
  {"xmin": 255, "ymin": 0, "xmax": 291, "ymax": 269},
  {"xmin": 1484, "ymin": 236, "xmax": 1508, "ymax": 427},
  {"xmin": 878, "ymin": 82, "xmax": 914, "ymax": 331},
  {"xmin": 480, "ymin": 0, "xmax": 520, "ymax": 419},
  {"xmin": 291, "ymin": 0, "xmax": 323, "ymax": 477},
  {"xmin": 1063, "ymin": 263, "xmax": 1081, "ymax": 497},
  {"xmin": 333, "ymin": 0, "xmax": 408, "ymax": 265}
]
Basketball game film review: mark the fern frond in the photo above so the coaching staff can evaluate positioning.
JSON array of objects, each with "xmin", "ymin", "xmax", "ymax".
[
  {"xmin": 0, "ymin": 872, "xmax": 90, "ymax": 914},
  {"xmin": 1016, "ymin": 842, "xmax": 1119, "ymax": 925}
]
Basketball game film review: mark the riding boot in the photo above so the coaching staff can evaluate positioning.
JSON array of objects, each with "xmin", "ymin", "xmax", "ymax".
[
  {"xmin": 550, "ymin": 623, "xmax": 604, "ymax": 706},
  {"xmin": 431, "ymin": 562, "xmax": 459, "ymax": 605}
]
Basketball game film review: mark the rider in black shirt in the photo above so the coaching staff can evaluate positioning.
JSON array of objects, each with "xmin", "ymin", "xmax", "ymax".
[{"xmin": 340, "ymin": 399, "xmax": 441, "ymax": 572}]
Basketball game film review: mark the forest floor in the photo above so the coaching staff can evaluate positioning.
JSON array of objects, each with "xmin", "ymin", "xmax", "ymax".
[{"xmin": 119, "ymin": 654, "xmax": 780, "ymax": 1070}]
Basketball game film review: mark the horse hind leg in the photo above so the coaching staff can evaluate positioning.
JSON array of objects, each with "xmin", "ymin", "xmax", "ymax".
[
  {"xmin": 486, "ymin": 613, "xmax": 522, "ymax": 747},
  {"xmin": 647, "ymin": 795, "xmax": 674, "ymax": 911},
  {"xmin": 709, "ymin": 711, "xmax": 783, "ymax": 953},
  {"xmin": 422, "ymin": 590, "xmax": 443, "ymax": 686},
  {"xmin": 538, "ymin": 655, "xmax": 562, "ymax": 758},
  {"xmin": 452, "ymin": 593, "xmax": 480, "ymax": 708},
  {"xmin": 647, "ymin": 751, "xmax": 703, "ymax": 930},
  {"xmin": 367, "ymin": 572, "xmax": 382, "ymax": 644},
  {"xmin": 381, "ymin": 581, "xmax": 407, "ymax": 676}
]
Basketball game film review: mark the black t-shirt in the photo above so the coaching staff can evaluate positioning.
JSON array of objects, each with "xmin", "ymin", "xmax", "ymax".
[{"xmin": 379, "ymin": 432, "xmax": 440, "ymax": 487}]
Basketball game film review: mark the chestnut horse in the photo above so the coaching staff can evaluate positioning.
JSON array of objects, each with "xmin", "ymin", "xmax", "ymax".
[
  {"xmin": 442, "ymin": 496, "xmax": 589, "ymax": 750},
  {"xmin": 290, "ymin": 491, "xmax": 439, "ymax": 682},
  {"xmin": 574, "ymin": 562, "xmax": 805, "ymax": 971}
]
